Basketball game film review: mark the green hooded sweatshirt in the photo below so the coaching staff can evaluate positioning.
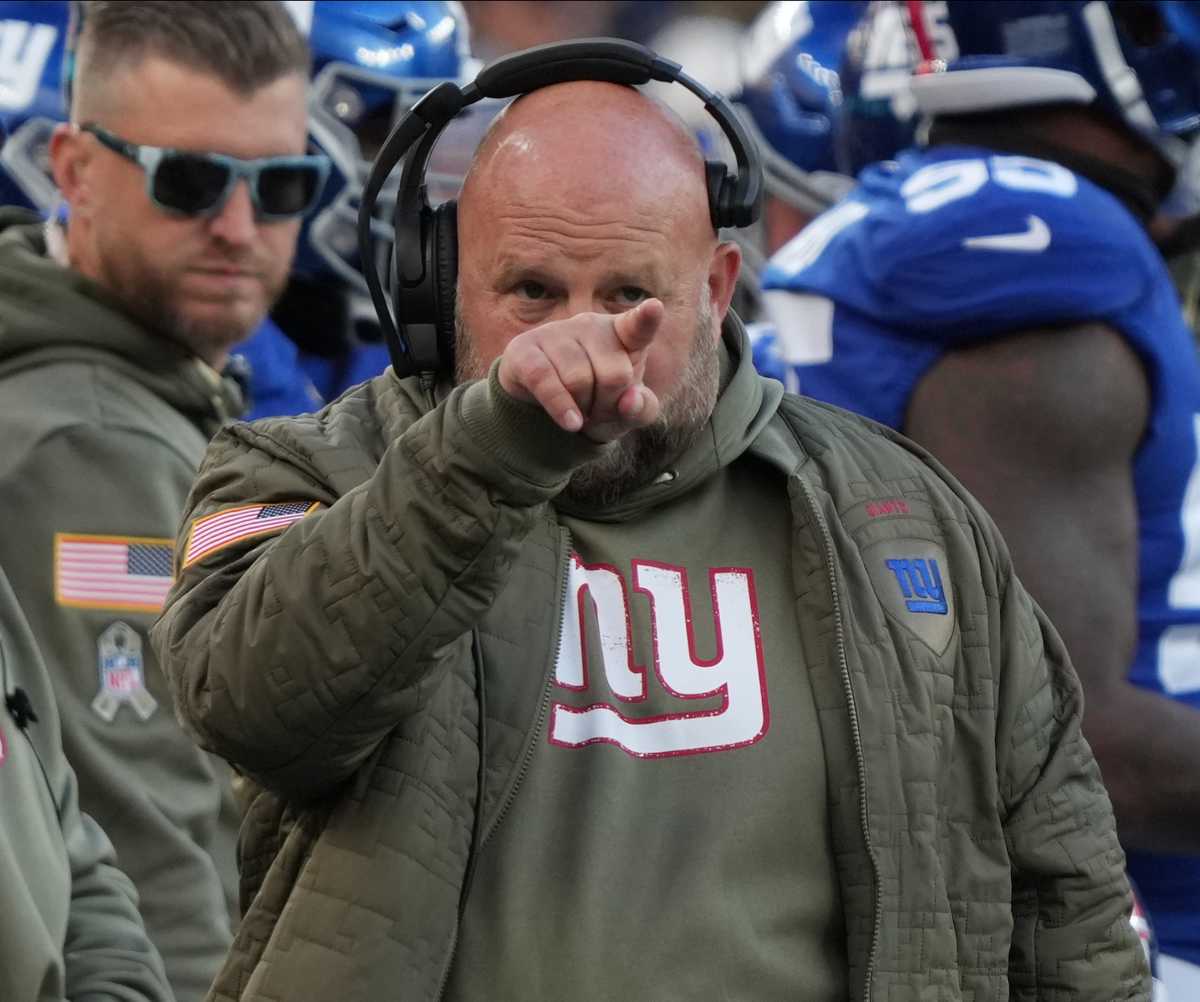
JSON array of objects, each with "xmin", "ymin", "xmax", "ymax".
[
  {"xmin": 0, "ymin": 209, "xmax": 243, "ymax": 1002},
  {"xmin": 447, "ymin": 352, "xmax": 848, "ymax": 999},
  {"xmin": 0, "ymin": 562, "xmax": 172, "ymax": 1002}
]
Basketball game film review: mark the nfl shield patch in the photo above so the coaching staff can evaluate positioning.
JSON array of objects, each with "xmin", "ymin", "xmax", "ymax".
[{"xmin": 93, "ymin": 622, "xmax": 158, "ymax": 722}]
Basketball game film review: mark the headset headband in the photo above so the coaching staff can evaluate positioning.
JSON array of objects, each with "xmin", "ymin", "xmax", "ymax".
[{"xmin": 358, "ymin": 37, "xmax": 764, "ymax": 373}]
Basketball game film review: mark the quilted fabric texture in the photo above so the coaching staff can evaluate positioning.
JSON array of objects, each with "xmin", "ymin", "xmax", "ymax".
[{"xmin": 153, "ymin": 327, "xmax": 1148, "ymax": 1002}]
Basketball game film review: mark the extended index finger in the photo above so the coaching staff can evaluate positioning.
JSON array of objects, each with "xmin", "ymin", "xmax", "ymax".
[{"xmin": 612, "ymin": 298, "xmax": 664, "ymax": 358}]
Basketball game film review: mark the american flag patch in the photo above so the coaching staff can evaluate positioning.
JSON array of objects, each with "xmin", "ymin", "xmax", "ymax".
[
  {"xmin": 182, "ymin": 501, "xmax": 320, "ymax": 568},
  {"xmin": 55, "ymin": 534, "xmax": 175, "ymax": 613}
]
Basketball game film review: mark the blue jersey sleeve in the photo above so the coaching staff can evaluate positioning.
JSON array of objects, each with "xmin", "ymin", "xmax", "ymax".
[
  {"xmin": 233, "ymin": 319, "xmax": 324, "ymax": 420},
  {"xmin": 745, "ymin": 322, "xmax": 791, "ymax": 390},
  {"xmin": 763, "ymin": 146, "xmax": 1159, "ymax": 343}
]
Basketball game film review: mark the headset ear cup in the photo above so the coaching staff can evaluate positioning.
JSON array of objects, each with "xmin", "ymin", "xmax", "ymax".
[
  {"xmin": 433, "ymin": 200, "xmax": 459, "ymax": 375},
  {"xmin": 704, "ymin": 160, "xmax": 729, "ymax": 231}
]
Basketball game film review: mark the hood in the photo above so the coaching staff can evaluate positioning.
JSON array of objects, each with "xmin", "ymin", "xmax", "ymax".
[
  {"xmin": 555, "ymin": 311, "xmax": 784, "ymax": 524},
  {"xmin": 0, "ymin": 209, "xmax": 243, "ymax": 431}
]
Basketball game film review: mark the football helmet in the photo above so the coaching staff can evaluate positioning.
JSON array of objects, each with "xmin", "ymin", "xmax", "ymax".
[
  {"xmin": 835, "ymin": 0, "xmax": 958, "ymax": 175},
  {"xmin": 0, "ymin": 1, "xmax": 68, "ymax": 213},
  {"xmin": 907, "ymin": 1, "xmax": 1200, "ymax": 210},
  {"xmin": 301, "ymin": 0, "xmax": 481, "ymax": 295},
  {"xmin": 735, "ymin": 1, "xmax": 865, "ymax": 216}
]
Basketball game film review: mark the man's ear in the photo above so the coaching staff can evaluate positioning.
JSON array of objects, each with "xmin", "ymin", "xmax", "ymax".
[
  {"xmin": 49, "ymin": 123, "xmax": 93, "ymax": 217},
  {"xmin": 708, "ymin": 239, "xmax": 742, "ymax": 324}
]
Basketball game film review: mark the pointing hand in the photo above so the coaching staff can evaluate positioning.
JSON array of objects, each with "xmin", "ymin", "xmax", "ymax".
[{"xmin": 497, "ymin": 299, "xmax": 664, "ymax": 442}]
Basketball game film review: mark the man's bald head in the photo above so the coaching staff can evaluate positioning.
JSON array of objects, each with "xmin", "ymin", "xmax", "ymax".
[{"xmin": 459, "ymin": 81, "xmax": 715, "ymax": 247}]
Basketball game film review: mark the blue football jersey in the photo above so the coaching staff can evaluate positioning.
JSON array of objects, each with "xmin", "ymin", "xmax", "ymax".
[
  {"xmin": 232, "ymin": 319, "xmax": 325, "ymax": 420},
  {"xmin": 300, "ymin": 340, "xmax": 393, "ymax": 404},
  {"xmin": 762, "ymin": 143, "xmax": 1200, "ymax": 963},
  {"xmin": 745, "ymin": 320, "xmax": 800, "ymax": 394}
]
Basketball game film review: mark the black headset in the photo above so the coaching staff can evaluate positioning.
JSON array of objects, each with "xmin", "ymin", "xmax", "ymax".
[{"xmin": 358, "ymin": 37, "xmax": 764, "ymax": 380}]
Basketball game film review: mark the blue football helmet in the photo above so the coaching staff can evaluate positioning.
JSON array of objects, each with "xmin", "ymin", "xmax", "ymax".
[
  {"xmin": 0, "ymin": 1, "xmax": 69, "ymax": 213},
  {"xmin": 300, "ymin": 0, "xmax": 480, "ymax": 296},
  {"xmin": 1163, "ymin": 0, "xmax": 1200, "ymax": 53},
  {"xmin": 835, "ymin": 0, "xmax": 959, "ymax": 175},
  {"xmin": 735, "ymin": 1, "xmax": 866, "ymax": 216},
  {"xmin": 907, "ymin": 1, "xmax": 1200, "ymax": 211}
]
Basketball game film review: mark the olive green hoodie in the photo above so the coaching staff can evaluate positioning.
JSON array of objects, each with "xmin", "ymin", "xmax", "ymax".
[
  {"xmin": 0, "ymin": 562, "xmax": 171, "ymax": 1002},
  {"xmin": 0, "ymin": 209, "xmax": 243, "ymax": 1002}
]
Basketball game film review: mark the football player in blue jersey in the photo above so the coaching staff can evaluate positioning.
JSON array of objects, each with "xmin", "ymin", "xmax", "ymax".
[
  {"xmin": 235, "ymin": 0, "xmax": 478, "ymax": 419},
  {"xmin": 735, "ymin": 1, "xmax": 863, "ymax": 261},
  {"xmin": 732, "ymin": 0, "xmax": 864, "ymax": 388},
  {"xmin": 760, "ymin": 2, "xmax": 1200, "ymax": 995}
]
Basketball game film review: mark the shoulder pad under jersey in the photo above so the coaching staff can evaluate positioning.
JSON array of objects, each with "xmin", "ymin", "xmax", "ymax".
[{"xmin": 762, "ymin": 145, "xmax": 1157, "ymax": 342}]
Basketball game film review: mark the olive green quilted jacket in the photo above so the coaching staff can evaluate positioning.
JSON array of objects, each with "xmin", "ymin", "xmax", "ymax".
[{"xmin": 153, "ymin": 321, "xmax": 1148, "ymax": 1002}]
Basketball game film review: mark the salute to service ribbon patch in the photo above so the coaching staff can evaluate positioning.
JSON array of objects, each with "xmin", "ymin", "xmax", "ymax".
[
  {"xmin": 93, "ymin": 621, "xmax": 158, "ymax": 723},
  {"xmin": 182, "ymin": 501, "xmax": 321, "ymax": 568},
  {"xmin": 55, "ymin": 534, "xmax": 175, "ymax": 613}
]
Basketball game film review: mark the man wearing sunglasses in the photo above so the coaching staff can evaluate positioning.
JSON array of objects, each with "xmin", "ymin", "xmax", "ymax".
[{"xmin": 0, "ymin": 3, "xmax": 321, "ymax": 1000}]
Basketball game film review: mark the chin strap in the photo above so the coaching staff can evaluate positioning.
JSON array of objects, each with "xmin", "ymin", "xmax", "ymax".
[{"xmin": 927, "ymin": 117, "xmax": 1164, "ymax": 225}]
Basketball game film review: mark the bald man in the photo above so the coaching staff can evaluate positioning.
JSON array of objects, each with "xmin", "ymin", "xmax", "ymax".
[{"xmin": 154, "ymin": 77, "xmax": 1147, "ymax": 1002}]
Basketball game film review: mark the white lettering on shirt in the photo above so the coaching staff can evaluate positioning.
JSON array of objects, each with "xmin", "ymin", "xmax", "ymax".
[{"xmin": 550, "ymin": 555, "xmax": 770, "ymax": 758}]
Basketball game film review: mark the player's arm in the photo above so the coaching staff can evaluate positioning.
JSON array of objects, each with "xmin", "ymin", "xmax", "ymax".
[{"xmin": 907, "ymin": 322, "xmax": 1200, "ymax": 853}]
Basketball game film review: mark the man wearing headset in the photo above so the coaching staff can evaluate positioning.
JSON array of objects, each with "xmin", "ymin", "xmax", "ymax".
[
  {"xmin": 154, "ymin": 48, "xmax": 1147, "ymax": 1002},
  {"xmin": 0, "ymin": 3, "xmax": 327, "ymax": 999}
]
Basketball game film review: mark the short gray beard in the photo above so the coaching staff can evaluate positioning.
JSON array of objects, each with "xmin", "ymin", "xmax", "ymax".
[{"xmin": 455, "ymin": 295, "xmax": 721, "ymax": 507}]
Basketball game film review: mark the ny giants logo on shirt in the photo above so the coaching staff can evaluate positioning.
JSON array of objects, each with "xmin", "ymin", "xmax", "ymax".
[{"xmin": 550, "ymin": 556, "xmax": 769, "ymax": 759}]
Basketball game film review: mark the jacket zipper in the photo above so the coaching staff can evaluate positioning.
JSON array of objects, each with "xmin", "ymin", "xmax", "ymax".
[
  {"xmin": 478, "ymin": 524, "xmax": 571, "ymax": 849},
  {"xmin": 795, "ymin": 479, "xmax": 881, "ymax": 1001},
  {"xmin": 434, "ymin": 524, "xmax": 572, "ymax": 999}
]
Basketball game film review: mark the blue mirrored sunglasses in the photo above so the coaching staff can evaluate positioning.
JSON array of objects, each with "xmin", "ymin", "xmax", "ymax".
[{"xmin": 81, "ymin": 123, "xmax": 331, "ymax": 221}]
